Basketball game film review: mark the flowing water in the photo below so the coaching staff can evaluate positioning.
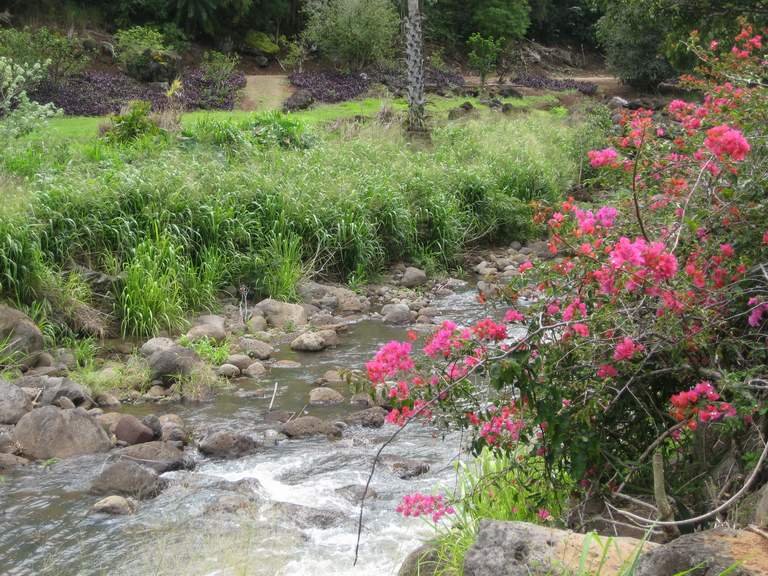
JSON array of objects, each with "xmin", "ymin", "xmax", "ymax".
[{"xmin": 0, "ymin": 287, "xmax": 493, "ymax": 576}]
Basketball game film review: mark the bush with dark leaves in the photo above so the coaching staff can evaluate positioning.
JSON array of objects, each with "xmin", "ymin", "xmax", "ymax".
[
  {"xmin": 288, "ymin": 71, "xmax": 370, "ymax": 103},
  {"xmin": 511, "ymin": 72, "xmax": 597, "ymax": 95},
  {"xmin": 30, "ymin": 69, "xmax": 246, "ymax": 116},
  {"xmin": 371, "ymin": 67, "xmax": 465, "ymax": 94}
]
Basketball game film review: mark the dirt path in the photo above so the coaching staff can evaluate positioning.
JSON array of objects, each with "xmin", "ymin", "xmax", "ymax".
[{"xmin": 238, "ymin": 74, "xmax": 292, "ymax": 111}]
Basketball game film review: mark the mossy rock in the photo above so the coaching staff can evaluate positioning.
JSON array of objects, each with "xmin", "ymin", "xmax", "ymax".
[{"xmin": 245, "ymin": 31, "xmax": 279, "ymax": 55}]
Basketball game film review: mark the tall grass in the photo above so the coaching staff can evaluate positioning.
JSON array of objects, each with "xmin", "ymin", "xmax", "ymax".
[{"xmin": 1, "ymin": 107, "xmax": 608, "ymax": 337}]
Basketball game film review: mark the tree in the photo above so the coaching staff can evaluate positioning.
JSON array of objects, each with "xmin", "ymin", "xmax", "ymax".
[
  {"xmin": 405, "ymin": 0, "xmax": 426, "ymax": 132},
  {"xmin": 467, "ymin": 33, "xmax": 503, "ymax": 86}
]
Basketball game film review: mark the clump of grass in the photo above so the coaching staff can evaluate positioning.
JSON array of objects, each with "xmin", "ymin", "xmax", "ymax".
[
  {"xmin": 171, "ymin": 365, "xmax": 223, "ymax": 401},
  {"xmin": 178, "ymin": 335, "xmax": 230, "ymax": 365},
  {"xmin": 75, "ymin": 354, "xmax": 151, "ymax": 396},
  {"xmin": 259, "ymin": 231, "xmax": 304, "ymax": 301}
]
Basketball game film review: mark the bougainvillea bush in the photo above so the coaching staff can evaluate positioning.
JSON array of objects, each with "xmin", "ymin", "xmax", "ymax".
[{"xmin": 371, "ymin": 26, "xmax": 767, "ymax": 527}]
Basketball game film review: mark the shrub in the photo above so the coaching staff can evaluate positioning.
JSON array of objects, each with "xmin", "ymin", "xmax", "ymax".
[
  {"xmin": 596, "ymin": 0, "xmax": 675, "ymax": 89},
  {"xmin": 200, "ymin": 50, "xmax": 240, "ymax": 105},
  {"xmin": 244, "ymin": 31, "xmax": 280, "ymax": 55},
  {"xmin": 114, "ymin": 26, "xmax": 179, "ymax": 82},
  {"xmin": 0, "ymin": 27, "xmax": 90, "ymax": 87},
  {"xmin": 0, "ymin": 57, "xmax": 60, "ymax": 139},
  {"xmin": 304, "ymin": 0, "xmax": 400, "ymax": 70},
  {"xmin": 101, "ymin": 100, "xmax": 161, "ymax": 144},
  {"xmin": 287, "ymin": 71, "xmax": 369, "ymax": 103},
  {"xmin": 472, "ymin": 0, "xmax": 530, "ymax": 40},
  {"xmin": 467, "ymin": 33, "xmax": 504, "ymax": 86}
]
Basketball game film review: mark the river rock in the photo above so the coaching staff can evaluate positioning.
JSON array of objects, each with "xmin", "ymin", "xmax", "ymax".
[
  {"xmin": 96, "ymin": 412, "xmax": 123, "ymax": 435},
  {"xmin": 298, "ymin": 281, "xmax": 368, "ymax": 314},
  {"xmin": 217, "ymin": 363, "xmax": 240, "ymax": 378},
  {"xmin": 91, "ymin": 495, "xmax": 137, "ymax": 515},
  {"xmin": 290, "ymin": 332, "xmax": 326, "ymax": 352},
  {"xmin": 185, "ymin": 314, "xmax": 227, "ymax": 343},
  {"xmin": 237, "ymin": 337, "xmax": 273, "ymax": 360},
  {"xmin": 226, "ymin": 354, "xmax": 253, "ymax": 371},
  {"xmin": 0, "ymin": 304, "xmax": 43, "ymax": 369},
  {"xmin": 161, "ymin": 423, "xmax": 186, "ymax": 443},
  {"xmin": 14, "ymin": 406, "xmax": 111, "ymax": 460},
  {"xmin": 141, "ymin": 415, "xmax": 162, "ymax": 438},
  {"xmin": 272, "ymin": 360, "xmax": 301, "ymax": 369},
  {"xmin": 94, "ymin": 392, "xmax": 121, "ymax": 409},
  {"xmin": 399, "ymin": 543, "xmax": 440, "ymax": 576},
  {"xmin": 335, "ymin": 484, "xmax": 378, "ymax": 504},
  {"xmin": 282, "ymin": 416, "xmax": 341, "ymax": 439},
  {"xmin": 39, "ymin": 377, "xmax": 92, "ymax": 408},
  {"xmin": 317, "ymin": 329, "xmax": 339, "ymax": 347},
  {"xmin": 199, "ymin": 431, "xmax": 260, "ymax": 459},
  {"xmin": 255, "ymin": 299, "xmax": 308, "ymax": 329},
  {"xmin": 309, "ymin": 387, "xmax": 344, "ymax": 405},
  {"xmin": 381, "ymin": 456, "xmax": 430, "ymax": 479},
  {"xmin": 382, "ymin": 303, "xmax": 412, "ymax": 324},
  {"xmin": 146, "ymin": 385, "xmax": 169, "ymax": 399},
  {"xmin": 148, "ymin": 346, "xmax": 201, "ymax": 383},
  {"xmin": 463, "ymin": 520, "xmax": 655, "ymax": 576},
  {"xmin": 118, "ymin": 440, "xmax": 189, "ymax": 473},
  {"xmin": 114, "ymin": 415, "xmax": 155, "ymax": 445},
  {"xmin": 350, "ymin": 392, "xmax": 375, "ymax": 408},
  {"xmin": 634, "ymin": 528, "xmax": 764, "ymax": 576},
  {"xmin": 0, "ymin": 379, "xmax": 31, "ymax": 424},
  {"xmin": 90, "ymin": 460, "xmax": 166, "ymax": 499},
  {"xmin": 246, "ymin": 315, "xmax": 267, "ymax": 333},
  {"xmin": 0, "ymin": 425, "xmax": 15, "ymax": 453},
  {"xmin": 401, "ymin": 267, "xmax": 427, "ymax": 288},
  {"xmin": 344, "ymin": 407, "xmax": 387, "ymax": 428},
  {"xmin": 139, "ymin": 337, "xmax": 176, "ymax": 357},
  {"xmin": 272, "ymin": 501, "xmax": 348, "ymax": 530},
  {"xmin": 243, "ymin": 361, "xmax": 266, "ymax": 378},
  {"xmin": 55, "ymin": 397, "xmax": 76, "ymax": 410},
  {"xmin": 0, "ymin": 453, "xmax": 30, "ymax": 472}
]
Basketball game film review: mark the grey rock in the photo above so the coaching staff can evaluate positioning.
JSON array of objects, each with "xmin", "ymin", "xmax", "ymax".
[
  {"xmin": 148, "ymin": 346, "xmax": 200, "ymax": 383},
  {"xmin": 283, "ymin": 89, "xmax": 314, "ymax": 112},
  {"xmin": 91, "ymin": 460, "xmax": 166, "ymax": 499},
  {"xmin": 185, "ymin": 314, "xmax": 227, "ymax": 343},
  {"xmin": 0, "ymin": 453, "xmax": 30, "ymax": 472},
  {"xmin": 217, "ymin": 363, "xmax": 240, "ymax": 378},
  {"xmin": 118, "ymin": 440, "xmax": 189, "ymax": 473},
  {"xmin": 335, "ymin": 484, "xmax": 378, "ymax": 504},
  {"xmin": 0, "ymin": 304, "xmax": 43, "ymax": 368},
  {"xmin": 139, "ymin": 337, "xmax": 176, "ymax": 357},
  {"xmin": 14, "ymin": 406, "xmax": 111, "ymax": 460},
  {"xmin": 0, "ymin": 379, "xmax": 31, "ymax": 424},
  {"xmin": 91, "ymin": 495, "xmax": 137, "ymax": 515},
  {"xmin": 381, "ymin": 456, "xmax": 429, "ymax": 479},
  {"xmin": 246, "ymin": 316, "xmax": 267, "ymax": 333},
  {"xmin": 243, "ymin": 361, "xmax": 266, "ymax": 378},
  {"xmin": 96, "ymin": 412, "xmax": 123, "ymax": 435},
  {"xmin": 141, "ymin": 414, "xmax": 162, "ymax": 438},
  {"xmin": 226, "ymin": 354, "xmax": 253, "ymax": 371},
  {"xmin": 94, "ymin": 392, "xmax": 121, "ymax": 409},
  {"xmin": 309, "ymin": 387, "xmax": 344, "ymax": 405},
  {"xmin": 381, "ymin": 303, "xmax": 411, "ymax": 324},
  {"xmin": 199, "ymin": 431, "xmax": 260, "ymax": 459},
  {"xmin": 399, "ymin": 543, "xmax": 440, "ymax": 576},
  {"xmin": 282, "ymin": 416, "xmax": 341, "ymax": 439},
  {"xmin": 237, "ymin": 337, "xmax": 273, "ymax": 360},
  {"xmin": 344, "ymin": 407, "xmax": 387, "ymax": 428},
  {"xmin": 401, "ymin": 267, "xmax": 427, "ymax": 287},
  {"xmin": 39, "ymin": 377, "xmax": 92, "ymax": 408},
  {"xmin": 255, "ymin": 299, "xmax": 308, "ymax": 329},
  {"xmin": 55, "ymin": 397, "xmax": 76, "ymax": 410},
  {"xmin": 114, "ymin": 415, "xmax": 155, "ymax": 445},
  {"xmin": 290, "ymin": 332, "xmax": 327, "ymax": 352}
]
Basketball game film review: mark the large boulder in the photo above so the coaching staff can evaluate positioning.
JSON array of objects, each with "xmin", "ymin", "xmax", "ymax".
[
  {"xmin": 226, "ymin": 354, "xmax": 254, "ymax": 371},
  {"xmin": 399, "ymin": 543, "xmax": 440, "ymax": 576},
  {"xmin": 255, "ymin": 299, "xmax": 308, "ymax": 329},
  {"xmin": 290, "ymin": 332, "xmax": 327, "ymax": 352},
  {"xmin": 0, "ymin": 304, "xmax": 43, "ymax": 368},
  {"xmin": 281, "ymin": 416, "xmax": 341, "ymax": 439},
  {"xmin": 90, "ymin": 460, "xmax": 166, "ymax": 499},
  {"xmin": 634, "ymin": 528, "xmax": 764, "ymax": 576},
  {"xmin": 185, "ymin": 315, "xmax": 227, "ymax": 343},
  {"xmin": 140, "ymin": 337, "xmax": 176, "ymax": 357},
  {"xmin": 237, "ymin": 337, "xmax": 273, "ymax": 360},
  {"xmin": 381, "ymin": 303, "xmax": 412, "ymax": 324},
  {"xmin": 198, "ymin": 431, "xmax": 260, "ymax": 459},
  {"xmin": 297, "ymin": 281, "xmax": 368, "ymax": 314},
  {"xmin": 39, "ymin": 377, "xmax": 92, "ymax": 408},
  {"xmin": 114, "ymin": 415, "xmax": 155, "ymax": 445},
  {"xmin": 401, "ymin": 267, "xmax": 427, "ymax": 288},
  {"xmin": 148, "ymin": 346, "xmax": 201, "ymax": 383},
  {"xmin": 0, "ymin": 379, "xmax": 31, "ymax": 424},
  {"xmin": 344, "ymin": 407, "xmax": 387, "ymax": 428},
  {"xmin": 463, "ymin": 521, "xmax": 655, "ymax": 576},
  {"xmin": 117, "ymin": 440, "xmax": 189, "ymax": 473},
  {"xmin": 14, "ymin": 406, "xmax": 111, "ymax": 460},
  {"xmin": 381, "ymin": 456, "xmax": 430, "ymax": 479}
]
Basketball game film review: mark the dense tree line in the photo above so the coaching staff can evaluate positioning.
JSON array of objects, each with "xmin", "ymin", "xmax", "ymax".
[{"xmin": 1, "ymin": 0, "xmax": 766, "ymax": 87}]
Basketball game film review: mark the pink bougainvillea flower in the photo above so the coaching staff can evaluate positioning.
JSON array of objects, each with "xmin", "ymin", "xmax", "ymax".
[
  {"xmin": 588, "ymin": 147, "xmax": 619, "ymax": 168},
  {"xmin": 704, "ymin": 124, "xmax": 750, "ymax": 161},
  {"xmin": 504, "ymin": 309, "xmax": 525, "ymax": 323},
  {"xmin": 613, "ymin": 337, "xmax": 644, "ymax": 361},
  {"xmin": 519, "ymin": 261, "xmax": 534, "ymax": 273},
  {"xmin": 597, "ymin": 364, "xmax": 618, "ymax": 378}
]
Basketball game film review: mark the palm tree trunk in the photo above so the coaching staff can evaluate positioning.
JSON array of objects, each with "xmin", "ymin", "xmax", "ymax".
[{"xmin": 405, "ymin": 0, "xmax": 426, "ymax": 132}]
